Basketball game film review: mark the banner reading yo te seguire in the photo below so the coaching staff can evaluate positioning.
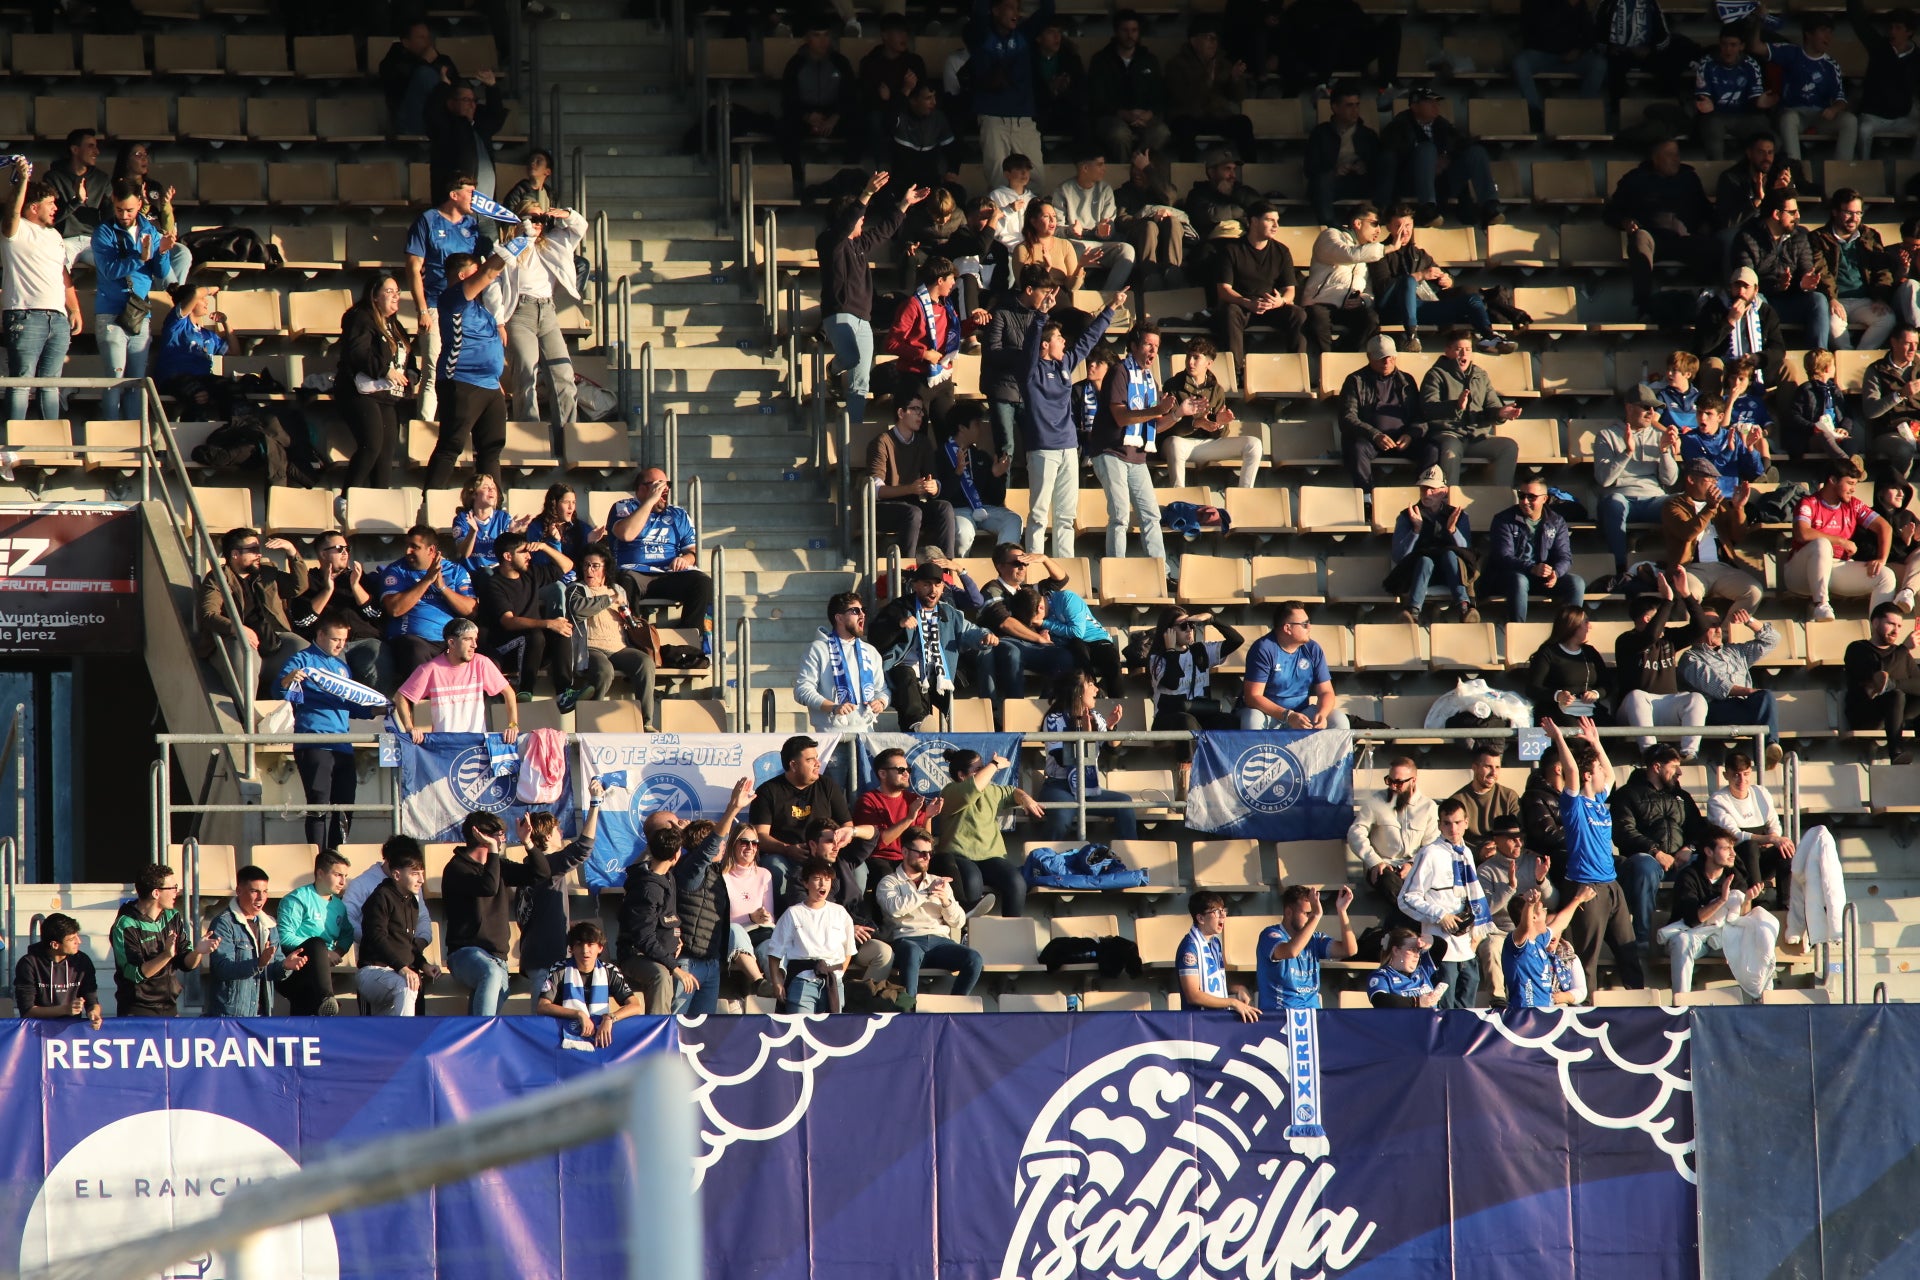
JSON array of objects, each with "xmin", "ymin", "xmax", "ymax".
[{"xmin": 0, "ymin": 503, "xmax": 140, "ymax": 653}]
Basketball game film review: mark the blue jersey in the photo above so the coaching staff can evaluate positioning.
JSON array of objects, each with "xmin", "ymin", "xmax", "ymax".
[
  {"xmin": 1768, "ymin": 42, "xmax": 1845, "ymax": 109},
  {"xmin": 1692, "ymin": 55, "xmax": 1765, "ymax": 111},
  {"xmin": 1242, "ymin": 637, "xmax": 1331, "ymax": 713},
  {"xmin": 406, "ymin": 207, "xmax": 479, "ymax": 303},
  {"xmin": 1367, "ymin": 952, "xmax": 1438, "ymax": 1003},
  {"xmin": 379, "ymin": 559, "xmax": 475, "ymax": 641},
  {"xmin": 607, "ymin": 499, "xmax": 697, "ymax": 574},
  {"xmin": 453, "ymin": 507, "xmax": 514, "ymax": 571},
  {"xmin": 1256, "ymin": 925, "xmax": 1332, "ymax": 1012},
  {"xmin": 1653, "ymin": 379, "xmax": 1699, "ymax": 432},
  {"xmin": 1503, "ymin": 932, "xmax": 1558, "ymax": 1009},
  {"xmin": 437, "ymin": 283, "xmax": 505, "ymax": 389},
  {"xmin": 1681, "ymin": 425, "xmax": 1767, "ymax": 496},
  {"xmin": 1560, "ymin": 788, "xmax": 1617, "ymax": 884},
  {"xmin": 1175, "ymin": 926, "xmax": 1227, "ymax": 999}
]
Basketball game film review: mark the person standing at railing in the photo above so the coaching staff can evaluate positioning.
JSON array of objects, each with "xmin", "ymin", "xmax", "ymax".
[
  {"xmin": 0, "ymin": 156, "xmax": 81, "ymax": 424},
  {"xmin": 91, "ymin": 177, "xmax": 174, "ymax": 421},
  {"xmin": 279, "ymin": 618, "xmax": 386, "ymax": 856},
  {"xmin": 196, "ymin": 526, "xmax": 310, "ymax": 699}
]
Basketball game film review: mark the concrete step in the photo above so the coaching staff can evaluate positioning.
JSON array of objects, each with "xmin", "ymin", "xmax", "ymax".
[
  {"xmin": 703, "ymin": 500, "xmax": 838, "ymax": 533},
  {"xmin": 633, "ymin": 304, "xmax": 766, "ymax": 330},
  {"xmin": 728, "ymin": 565, "xmax": 859, "ymax": 597},
  {"xmin": 629, "ymin": 279, "xmax": 755, "ymax": 304}
]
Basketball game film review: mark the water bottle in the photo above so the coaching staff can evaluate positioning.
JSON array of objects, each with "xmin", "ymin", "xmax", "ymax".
[{"xmin": 1065, "ymin": 994, "xmax": 1081, "ymax": 1013}]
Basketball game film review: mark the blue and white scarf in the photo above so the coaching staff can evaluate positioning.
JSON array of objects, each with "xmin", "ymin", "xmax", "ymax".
[
  {"xmin": 1073, "ymin": 379, "xmax": 1101, "ymax": 436},
  {"xmin": 1178, "ymin": 925, "xmax": 1227, "ymax": 998},
  {"xmin": 1725, "ymin": 293, "xmax": 1763, "ymax": 360},
  {"xmin": 283, "ymin": 666, "xmax": 388, "ymax": 709},
  {"xmin": 1040, "ymin": 709, "xmax": 1103, "ymax": 793},
  {"xmin": 1450, "ymin": 843, "xmax": 1493, "ymax": 929},
  {"xmin": 1121, "ymin": 354, "xmax": 1158, "ymax": 451},
  {"xmin": 553, "ymin": 960, "xmax": 610, "ymax": 1051},
  {"xmin": 945, "ymin": 439, "xmax": 985, "ymax": 513},
  {"xmin": 916, "ymin": 285, "xmax": 960, "ymax": 385},
  {"xmin": 823, "ymin": 628, "xmax": 879, "ymax": 705}
]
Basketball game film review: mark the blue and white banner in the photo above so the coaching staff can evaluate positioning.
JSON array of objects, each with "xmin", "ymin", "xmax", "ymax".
[
  {"xmin": 1185, "ymin": 729, "xmax": 1356, "ymax": 841},
  {"xmin": 855, "ymin": 732, "xmax": 1022, "ymax": 796},
  {"xmin": 573, "ymin": 733, "xmax": 840, "ymax": 888},
  {"xmin": 396, "ymin": 733, "xmax": 576, "ymax": 843}
]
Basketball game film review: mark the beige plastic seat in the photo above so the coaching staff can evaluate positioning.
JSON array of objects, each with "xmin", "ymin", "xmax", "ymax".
[
  {"xmin": 1175, "ymin": 554, "xmax": 1247, "ymax": 606},
  {"xmin": 1353, "ymin": 621, "xmax": 1427, "ymax": 671},
  {"xmin": 997, "ymin": 992, "xmax": 1069, "ymax": 1013},
  {"xmin": 1222, "ymin": 487, "xmax": 1292, "ymax": 533},
  {"xmin": 657, "ymin": 698, "xmax": 729, "ymax": 732},
  {"xmin": 266, "ymin": 485, "xmax": 338, "ymax": 535},
  {"xmin": 969, "ymin": 916, "xmax": 1043, "ymax": 972},
  {"xmin": 574, "ymin": 700, "xmax": 647, "ymax": 733},
  {"xmin": 1191, "ymin": 838, "xmax": 1263, "ymax": 892},
  {"xmin": 1274, "ymin": 840, "xmax": 1349, "ymax": 885},
  {"xmin": 1097, "ymin": 556, "xmax": 1173, "ymax": 606},
  {"xmin": 1251, "ymin": 554, "xmax": 1321, "ymax": 603},
  {"xmin": 1294, "ymin": 486, "xmax": 1369, "ymax": 533},
  {"xmin": 1134, "ymin": 914, "xmax": 1194, "ymax": 967}
]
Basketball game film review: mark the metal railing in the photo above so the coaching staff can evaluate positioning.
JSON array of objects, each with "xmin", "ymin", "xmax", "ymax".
[
  {"xmin": 592, "ymin": 210, "xmax": 611, "ymax": 338},
  {"xmin": 636, "ymin": 337, "xmax": 654, "ymax": 455},
  {"xmin": 571, "ymin": 144, "xmax": 586, "ymax": 216},
  {"xmin": 1843, "ymin": 900, "xmax": 1860, "ymax": 1004},
  {"xmin": 713, "ymin": 80, "xmax": 734, "ymax": 236},
  {"xmin": 709, "ymin": 543, "xmax": 728, "ymax": 700},
  {"xmin": 761, "ymin": 206, "xmax": 778, "ymax": 346},
  {"xmin": 733, "ymin": 616, "xmax": 752, "ymax": 732},
  {"xmin": 784, "ymin": 278, "xmax": 801, "ymax": 406},
  {"xmin": 685, "ymin": 474, "xmax": 704, "ymax": 552},
  {"xmin": 837, "ymin": 408, "xmax": 853, "ymax": 557},
  {"xmin": 664, "ymin": 405, "xmax": 682, "ymax": 496},
  {"xmin": 737, "ymin": 143, "xmax": 754, "ymax": 269},
  {"xmin": 857, "ymin": 475, "xmax": 878, "ymax": 586}
]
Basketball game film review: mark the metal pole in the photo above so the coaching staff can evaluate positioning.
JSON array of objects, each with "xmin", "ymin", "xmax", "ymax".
[
  {"xmin": 762, "ymin": 208, "xmax": 777, "ymax": 345},
  {"xmin": 1075, "ymin": 739, "xmax": 1089, "ymax": 842},
  {"xmin": 838, "ymin": 408, "xmax": 852, "ymax": 556},
  {"xmin": 185, "ymin": 836, "xmax": 200, "ymax": 939},
  {"xmin": 0, "ymin": 837, "xmax": 13, "ymax": 972},
  {"xmin": 158, "ymin": 741, "xmax": 171, "ymax": 861},
  {"xmin": 12, "ymin": 705, "xmax": 23, "ymax": 888},
  {"xmin": 695, "ymin": 24, "xmax": 710, "ymax": 162},
  {"xmin": 663, "ymin": 408, "xmax": 678, "ymax": 492},
  {"xmin": 709, "ymin": 544, "xmax": 726, "ymax": 698},
  {"xmin": 785, "ymin": 281, "xmax": 799, "ymax": 407},
  {"xmin": 572, "ymin": 145, "xmax": 585, "ymax": 215},
  {"xmin": 148, "ymin": 757, "xmax": 163, "ymax": 863},
  {"xmin": 687, "ymin": 474, "xmax": 703, "ymax": 552},
  {"xmin": 627, "ymin": 1052, "xmax": 701, "ymax": 1280},
  {"xmin": 138, "ymin": 391, "xmax": 151, "ymax": 501},
  {"xmin": 1843, "ymin": 901, "xmax": 1859, "ymax": 1003},
  {"xmin": 638, "ymin": 338, "xmax": 653, "ymax": 450},
  {"xmin": 717, "ymin": 81, "xmax": 733, "ymax": 236},
  {"xmin": 734, "ymin": 616, "xmax": 751, "ymax": 732}
]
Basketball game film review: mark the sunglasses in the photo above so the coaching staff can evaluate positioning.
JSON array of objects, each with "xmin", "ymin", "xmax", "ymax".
[
  {"xmin": 879, "ymin": 764, "xmax": 910, "ymax": 773},
  {"xmin": 1386, "ymin": 775, "xmax": 1415, "ymax": 787},
  {"xmin": 907, "ymin": 846, "xmax": 935, "ymax": 856},
  {"xmin": 1517, "ymin": 492, "xmax": 1548, "ymax": 503},
  {"xmin": 235, "ymin": 543, "xmax": 263, "ymax": 553},
  {"xmin": 734, "ymin": 839, "xmax": 759, "ymax": 848},
  {"xmin": 842, "ymin": 606, "xmax": 866, "ymax": 616}
]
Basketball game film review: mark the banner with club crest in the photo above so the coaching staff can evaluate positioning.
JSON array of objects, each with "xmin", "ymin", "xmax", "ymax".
[{"xmin": 1186, "ymin": 729, "xmax": 1357, "ymax": 841}]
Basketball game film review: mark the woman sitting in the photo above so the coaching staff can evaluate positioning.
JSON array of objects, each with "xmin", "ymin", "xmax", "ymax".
[
  {"xmin": 720, "ymin": 826, "xmax": 776, "ymax": 994},
  {"xmin": 529, "ymin": 482, "xmax": 596, "ymax": 576},
  {"xmin": 1037, "ymin": 670, "xmax": 1138, "ymax": 844},
  {"xmin": 1147, "ymin": 605, "xmax": 1245, "ymax": 735},
  {"xmin": 566, "ymin": 545, "xmax": 657, "ymax": 723},
  {"xmin": 1014, "ymin": 200, "xmax": 1098, "ymax": 340},
  {"xmin": 933, "ymin": 748, "xmax": 1045, "ymax": 919},
  {"xmin": 515, "ymin": 781, "xmax": 604, "ymax": 978},
  {"xmin": 1526, "ymin": 605, "xmax": 1614, "ymax": 727}
]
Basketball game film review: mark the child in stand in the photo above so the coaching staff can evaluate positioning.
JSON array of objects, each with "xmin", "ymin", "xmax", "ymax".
[
  {"xmin": 1160, "ymin": 336, "xmax": 1262, "ymax": 487},
  {"xmin": 534, "ymin": 921, "xmax": 643, "ymax": 1049},
  {"xmin": 1681, "ymin": 394, "xmax": 1771, "ymax": 498},
  {"xmin": 1073, "ymin": 344, "xmax": 1117, "ymax": 446},
  {"xmin": 1652, "ymin": 350, "xmax": 1701, "ymax": 433},
  {"xmin": 988, "ymin": 153, "xmax": 1037, "ymax": 251},
  {"xmin": 1502, "ymin": 884, "xmax": 1595, "ymax": 1009},
  {"xmin": 1786, "ymin": 347, "xmax": 1858, "ymax": 459}
]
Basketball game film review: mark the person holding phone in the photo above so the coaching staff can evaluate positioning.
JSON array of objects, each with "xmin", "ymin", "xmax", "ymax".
[
  {"xmin": 151, "ymin": 281, "xmax": 230, "ymax": 415},
  {"xmin": 1367, "ymin": 928, "xmax": 1444, "ymax": 1008},
  {"xmin": 109, "ymin": 862, "xmax": 217, "ymax": 1017}
]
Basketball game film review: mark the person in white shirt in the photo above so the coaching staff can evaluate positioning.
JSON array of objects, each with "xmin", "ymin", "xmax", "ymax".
[
  {"xmin": 1399, "ymin": 797, "xmax": 1490, "ymax": 1009},
  {"xmin": 795, "ymin": 591, "xmax": 891, "ymax": 732},
  {"xmin": 0, "ymin": 157, "xmax": 82, "ymax": 423},
  {"xmin": 768, "ymin": 857, "xmax": 859, "ymax": 1013},
  {"xmin": 499, "ymin": 195, "xmax": 587, "ymax": 434},
  {"xmin": 1347, "ymin": 756, "xmax": 1440, "ymax": 915},
  {"xmin": 1708, "ymin": 750, "xmax": 1795, "ymax": 897},
  {"xmin": 1050, "ymin": 150, "xmax": 1135, "ymax": 290},
  {"xmin": 988, "ymin": 153, "xmax": 1038, "ymax": 250},
  {"xmin": 1302, "ymin": 203, "xmax": 1398, "ymax": 355},
  {"xmin": 875, "ymin": 828, "xmax": 984, "ymax": 1002}
]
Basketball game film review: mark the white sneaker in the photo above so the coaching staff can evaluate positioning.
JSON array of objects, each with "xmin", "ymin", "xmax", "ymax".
[
  {"xmin": 1810, "ymin": 602, "xmax": 1837, "ymax": 622},
  {"xmin": 1898, "ymin": 589, "xmax": 1916, "ymax": 613},
  {"xmin": 966, "ymin": 892, "xmax": 998, "ymax": 919}
]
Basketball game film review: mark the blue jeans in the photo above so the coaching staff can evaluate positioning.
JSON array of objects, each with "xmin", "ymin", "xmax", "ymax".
[
  {"xmin": 1770, "ymin": 290, "xmax": 1831, "ymax": 351},
  {"xmin": 1620, "ymin": 852, "xmax": 1673, "ymax": 949},
  {"xmin": 1038, "ymin": 779, "xmax": 1139, "ymax": 841},
  {"xmin": 983, "ymin": 636, "xmax": 1074, "ymax": 699},
  {"xmin": 1705, "ymin": 689, "xmax": 1778, "ymax": 742},
  {"xmin": 1090, "ymin": 453, "xmax": 1167, "ymax": 564},
  {"xmin": 761, "ymin": 850, "xmax": 799, "ymax": 904},
  {"xmin": 681, "ymin": 955, "xmax": 722, "ymax": 1016},
  {"xmin": 4, "ymin": 310, "xmax": 70, "ymax": 421},
  {"xmin": 1494, "ymin": 568, "xmax": 1585, "ymax": 623},
  {"xmin": 891, "ymin": 935, "xmax": 983, "ymax": 997},
  {"xmin": 1599, "ymin": 492, "xmax": 1670, "ymax": 568},
  {"xmin": 784, "ymin": 968, "xmax": 843, "ymax": 1013},
  {"xmin": 1404, "ymin": 551, "xmax": 1469, "ymax": 611},
  {"xmin": 448, "ymin": 946, "xmax": 510, "ymax": 1015},
  {"xmin": 1380, "ymin": 277, "xmax": 1496, "ymax": 338},
  {"xmin": 1510, "ymin": 48, "xmax": 1607, "ymax": 113},
  {"xmin": 95, "ymin": 311, "xmax": 151, "ymax": 419},
  {"xmin": 822, "ymin": 311, "xmax": 874, "ymax": 426},
  {"xmin": 1435, "ymin": 954, "xmax": 1481, "ymax": 1010},
  {"xmin": 396, "ymin": 61, "xmax": 443, "ymax": 134}
]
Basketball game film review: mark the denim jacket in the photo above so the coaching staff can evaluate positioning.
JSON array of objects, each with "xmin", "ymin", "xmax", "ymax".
[
  {"xmin": 91, "ymin": 215, "xmax": 165, "ymax": 317},
  {"xmin": 203, "ymin": 906, "xmax": 289, "ymax": 1017}
]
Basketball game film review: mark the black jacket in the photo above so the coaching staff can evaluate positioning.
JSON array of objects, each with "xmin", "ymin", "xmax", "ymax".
[
  {"xmin": 1733, "ymin": 217, "xmax": 1820, "ymax": 298},
  {"xmin": 1339, "ymin": 366, "xmax": 1428, "ymax": 442},
  {"xmin": 426, "ymin": 91, "xmax": 509, "ymax": 200},
  {"xmin": 673, "ymin": 834, "xmax": 730, "ymax": 964},
  {"xmin": 1614, "ymin": 596, "xmax": 1703, "ymax": 696},
  {"xmin": 359, "ymin": 877, "xmax": 429, "ymax": 972},
  {"xmin": 1521, "ymin": 770, "xmax": 1567, "ymax": 869},
  {"xmin": 1669, "ymin": 860, "xmax": 1750, "ymax": 926},
  {"xmin": 1610, "ymin": 767, "xmax": 1710, "ymax": 857},
  {"xmin": 13, "ymin": 942, "xmax": 97, "ymax": 1014},
  {"xmin": 1380, "ymin": 109, "xmax": 1474, "ymax": 159},
  {"xmin": 1691, "ymin": 290, "xmax": 1783, "ymax": 378},
  {"xmin": 335, "ymin": 305, "xmax": 413, "ymax": 400},
  {"xmin": 1086, "ymin": 42, "xmax": 1166, "ymax": 117},
  {"xmin": 1848, "ymin": 0, "xmax": 1920, "ymax": 120},
  {"xmin": 378, "ymin": 42, "xmax": 459, "ymax": 120},
  {"xmin": 519, "ymin": 836, "xmax": 596, "ymax": 974},
  {"xmin": 1527, "ymin": 641, "xmax": 1612, "ymax": 719},
  {"xmin": 442, "ymin": 845, "xmax": 553, "ymax": 962},
  {"xmin": 1304, "ymin": 120, "xmax": 1381, "ymax": 181},
  {"xmin": 1605, "ymin": 161, "xmax": 1713, "ymax": 236},
  {"xmin": 1181, "ymin": 179, "xmax": 1264, "ymax": 240},
  {"xmin": 981, "ymin": 301, "xmax": 1043, "ymax": 403},
  {"xmin": 1713, "ymin": 158, "xmax": 1814, "ymax": 230},
  {"xmin": 619, "ymin": 865, "xmax": 681, "ymax": 967},
  {"xmin": 818, "ymin": 200, "xmax": 908, "ymax": 323},
  {"xmin": 1523, "ymin": 0, "xmax": 1598, "ymax": 54}
]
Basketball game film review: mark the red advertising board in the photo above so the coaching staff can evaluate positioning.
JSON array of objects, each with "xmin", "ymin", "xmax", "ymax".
[{"xmin": 0, "ymin": 504, "xmax": 141, "ymax": 653}]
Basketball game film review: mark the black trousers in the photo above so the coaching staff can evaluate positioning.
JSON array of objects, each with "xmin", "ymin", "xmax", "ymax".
[
  {"xmin": 1561, "ymin": 878, "xmax": 1646, "ymax": 990},
  {"xmin": 930, "ymin": 851, "xmax": 1026, "ymax": 918},
  {"xmin": 1057, "ymin": 636, "xmax": 1123, "ymax": 697},
  {"xmin": 1342, "ymin": 423, "xmax": 1426, "ymax": 492},
  {"xmin": 344, "ymin": 392, "xmax": 402, "ymax": 490},
  {"xmin": 275, "ymin": 937, "xmax": 339, "ymax": 1015},
  {"xmin": 294, "ymin": 746, "xmax": 356, "ymax": 852},
  {"xmin": 1306, "ymin": 301, "xmax": 1380, "ymax": 354},
  {"xmin": 1218, "ymin": 303, "xmax": 1308, "ymax": 380},
  {"xmin": 425, "ymin": 380, "xmax": 507, "ymax": 491},
  {"xmin": 876, "ymin": 498, "xmax": 958, "ymax": 560},
  {"xmin": 495, "ymin": 625, "xmax": 575, "ymax": 694},
  {"xmin": 386, "ymin": 635, "xmax": 441, "ymax": 685},
  {"xmin": 887, "ymin": 663, "xmax": 949, "ymax": 731},
  {"xmin": 622, "ymin": 567, "xmax": 716, "ymax": 628},
  {"xmin": 1848, "ymin": 690, "xmax": 1920, "ymax": 752}
]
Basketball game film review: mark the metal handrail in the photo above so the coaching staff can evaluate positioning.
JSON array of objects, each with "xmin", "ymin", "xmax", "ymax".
[
  {"xmin": 148, "ymin": 757, "xmax": 164, "ymax": 862},
  {"xmin": 1784, "ymin": 751, "xmax": 1800, "ymax": 844},
  {"xmin": 858, "ymin": 476, "xmax": 877, "ymax": 587},
  {"xmin": 694, "ymin": 23, "xmax": 711, "ymax": 163},
  {"xmin": 549, "ymin": 82, "xmax": 564, "ymax": 164},
  {"xmin": 838, "ymin": 408, "xmax": 853, "ymax": 555},
  {"xmin": 762, "ymin": 207, "xmax": 779, "ymax": 345},
  {"xmin": 571, "ymin": 144, "xmax": 585, "ymax": 216},
  {"xmin": 1875, "ymin": 981, "xmax": 1888, "ymax": 1003},
  {"xmin": 0, "ymin": 836, "xmax": 14, "ymax": 973},
  {"xmin": 665, "ymin": 407, "xmax": 680, "ymax": 495},
  {"xmin": 760, "ymin": 687, "xmax": 775, "ymax": 733},
  {"xmin": 686, "ymin": 474, "xmax": 704, "ymax": 553},
  {"xmin": 709, "ymin": 544, "xmax": 727, "ymax": 698},
  {"xmin": 734, "ymin": 615, "xmax": 751, "ymax": 732},
  {"xmin": 809, "ymin": 341, "xmax": 827, "ymax": 466},
  {"xmin": 613, "ymin": 277, "xmax": 632, "ymax": 430},
  {"xmin": 182, "ymin": 835, "xmax": 200, "ymax": 941},
  {"xmin": 637, "ymin": 337, "xmax": 654, "ymax": 452},
  {"xmin": 784, "ymin": 278, "xmax": 800, "ymax": 406},
  {"xmin": 1843, "ymin": 900, "xmax": 1860, "ymax": 1003},
  {"xmin": 715, "ymin": 81, "xmax": 733, "ymax": 235},
  {"xmin": 592, "ymin": 210, "xmax": 610, "ymax": 337},
  {"xmin": 738, "ymin": 143, "xmax": 754, "ymax": 270}
]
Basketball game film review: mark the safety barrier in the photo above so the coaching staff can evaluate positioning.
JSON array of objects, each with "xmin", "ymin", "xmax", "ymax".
[{"xmin": 732, "ymin": 615, "xmax": 752, "ymax": 733}]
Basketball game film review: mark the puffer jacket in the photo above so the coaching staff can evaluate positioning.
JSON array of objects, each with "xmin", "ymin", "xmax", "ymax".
[{"xmin": 1609, "ymin": 767, "xmax": 1711, "ymax": 858}]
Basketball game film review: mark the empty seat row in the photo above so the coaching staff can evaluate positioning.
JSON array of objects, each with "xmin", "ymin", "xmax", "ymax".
[
  {"xmin": 0, "ymin": 93, "xmax": 529, "ymax": 147},
  {"xmin": 7, "ymin": 32, "xmax": 498, "ymax": 80}
]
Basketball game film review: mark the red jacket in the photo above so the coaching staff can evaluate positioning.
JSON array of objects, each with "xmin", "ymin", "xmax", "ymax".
[{"xmin": 882, "ymin": 288, "xmax": 976, "ymax": 378}]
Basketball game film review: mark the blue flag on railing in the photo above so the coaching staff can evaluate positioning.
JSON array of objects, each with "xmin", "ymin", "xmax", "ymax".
[
  {"xmin": 396, "ymin": 733, "xmax": 575, "ymax": 844},
  {"xmin": 1185, "ymin": 729, "xmax": 1356, "ymax": 841}
]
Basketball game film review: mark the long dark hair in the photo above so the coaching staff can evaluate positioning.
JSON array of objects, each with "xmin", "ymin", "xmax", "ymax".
[
  {"xmin": 111, "ymin": 140, "xmax": 154, "ymax": 184},
  {"xmin": 1048, "ymin": 669, "xmax": 1096, "ymax": 718},
  {"xmin": 1147, "ymin": 605, "xmax": 1193, "ymax": 657},
  {"xmin": 540, "ymin": 482, "xmax": 577, "ymax": 529},
  {"xmin": 352, "ymin": 272, "xmax": 408, "ymax": 359}
]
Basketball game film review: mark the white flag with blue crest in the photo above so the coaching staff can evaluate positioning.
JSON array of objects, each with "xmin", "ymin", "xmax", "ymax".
[{"xmin": 1185, "ymin": 729, "xmax": 1355, "ymax": 841}]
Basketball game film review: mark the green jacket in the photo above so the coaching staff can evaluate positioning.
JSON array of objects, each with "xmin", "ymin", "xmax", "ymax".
[
  {"xmin": 276, "ymin": 883, "xmax": 353, "ymax": 953},
  {"xmin": 110, "ymin": 901, "xmax": 192, "ymax": 1016}
]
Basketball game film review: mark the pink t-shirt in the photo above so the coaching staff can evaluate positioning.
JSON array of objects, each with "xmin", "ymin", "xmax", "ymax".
[
  {"xmin": 725, "ymin": 865, "xmax": 773, "ymax": 926},
  {"xmin": 397, "ymin": 654, "xmax": 510, "ymax": 733},
  {"xmin": 1794, "ymin": 495, "xmax": 1876, "ymax": 559}
]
